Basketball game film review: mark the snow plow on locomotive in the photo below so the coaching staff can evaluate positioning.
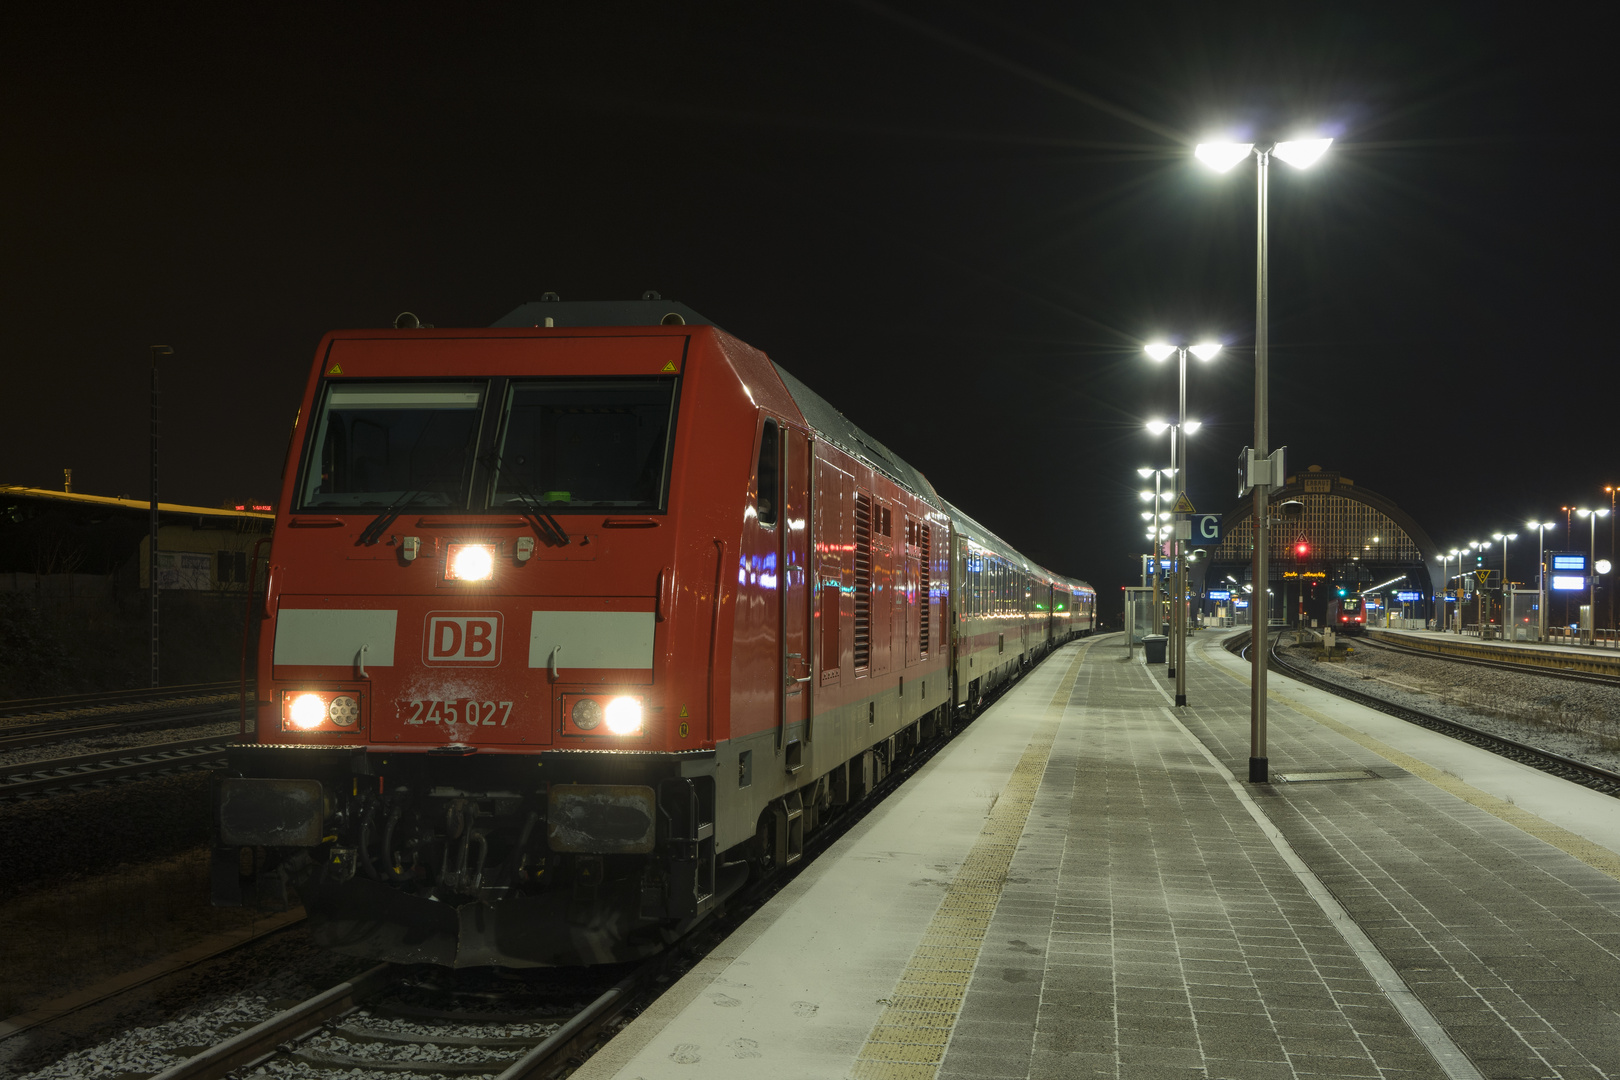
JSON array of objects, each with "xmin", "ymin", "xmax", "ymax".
[{"xmin": 213, "ymin": 297, "xmax": 1094, "ymax": 967}]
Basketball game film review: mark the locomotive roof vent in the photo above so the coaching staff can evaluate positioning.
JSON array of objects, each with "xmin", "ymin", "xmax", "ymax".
[
  {"xmin": 492, "ymin": 295, "xmax": 715, "ymax": 330},
  {"xmin": 393, "ymin": 311, "xmax": 434, "ymax": 329}
]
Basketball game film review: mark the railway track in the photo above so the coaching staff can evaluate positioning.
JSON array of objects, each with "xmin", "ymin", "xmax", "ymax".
[
  {"xmin": 148, "ymin": 962, "xmax": 648, "ymax": 1080},
  {"xmin": 0, "ymin": 735, "xmax": 236, "ymax": 800},
  {"xmin": 0, "ymin": 680, "xmax": 240, "ymax": 719},
  {"xmin": 0, "ymin": 680, "xmax": 245, "ymax": 754},
  {"xmin": 1229, "ymin": 629, "xmax": 1620, "ymax": 798},
  {"xmin": 1359, "ymin": 630, "xmax": 1620, "ymax": 688}
]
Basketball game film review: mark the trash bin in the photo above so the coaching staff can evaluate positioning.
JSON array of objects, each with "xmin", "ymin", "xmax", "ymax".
[{"xmin": 1142, "ymin": 634, "xmax": 1168, "ymax": 664}]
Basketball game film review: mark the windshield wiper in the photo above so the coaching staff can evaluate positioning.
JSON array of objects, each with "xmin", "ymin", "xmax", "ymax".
[
  {"xmin": 481, "ymin": 453, "xmax": 569, "ymax": 546},
  {"xmin": 358, "ymin": 491, "xmax": 423, "ymax": 546}
]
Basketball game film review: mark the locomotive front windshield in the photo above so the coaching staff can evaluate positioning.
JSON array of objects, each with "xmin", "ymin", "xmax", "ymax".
[
  {"xmin": 1341, "ymin": 597, "xmax": 1361, "ymax": 612},
  {"xmin": 491, "ymin": 378, "xmax": 677, "ymax": 511},
  {"xmin": 300, "ymin": 382, "xmax": 486, "ymax": 509}
]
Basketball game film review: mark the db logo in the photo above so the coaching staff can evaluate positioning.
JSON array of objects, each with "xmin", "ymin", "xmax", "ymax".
[{"xmin": 423, "ymin": 611, "xmax": 503, "ymax": 666}]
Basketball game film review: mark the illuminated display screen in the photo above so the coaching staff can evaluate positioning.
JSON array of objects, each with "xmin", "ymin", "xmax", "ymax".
[
  {"xmin": 1207, "ymin": 590, "xmax": 1231, "ymax": 601},
  {"xmin": 1551, "ymin": 575, "xmax": 1587, "ymax": 591},
  {"xmin": 1552, "ymin": 554, "xmax": 1587, "ymax": 571},
  {"xmin": 1232, "ymin": 599, "xmax": 1249, "ymax": 608}
]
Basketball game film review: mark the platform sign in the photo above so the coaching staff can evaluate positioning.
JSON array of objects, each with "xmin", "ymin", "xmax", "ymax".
[
  {"xmin": 1192, "ymin": 514, "xmax": 1221, "ymax": 542},
  {"xmin": 1232, "ymin": 599, "xmax": 1249, "ymax": 608},
  {"xmin": 1551, "ymin": 574, "xmax": 1588, "ymax": 591},
  {"xmin": 1396, "ymin": 590, "xmax": 1422, "ymax": 602},
  {"xmin": 1550, "ymin": 552, "xmax": 1587, "ymax": 572},
  {"xmin": 1207, "ymin": 590, "xmax": 1231, "ymax": 601}
]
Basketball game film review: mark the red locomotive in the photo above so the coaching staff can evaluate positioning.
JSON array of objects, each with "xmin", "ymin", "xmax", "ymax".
[{"xmin": 214, "ymin": 297, "xmax": 1094, "ymax": 967}]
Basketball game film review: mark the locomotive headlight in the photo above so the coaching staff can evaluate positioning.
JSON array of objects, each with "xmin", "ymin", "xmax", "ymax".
[
  {"xmin": 604, "ymin": 696, "xmax": 644, "ymax": 736},
  {"xmin": 290, "ymin": 693, "xmax": 327, "ymax": 729},
  {"xmin": 446, "ymin": 543, "xmax": 496, "ymax": 582}
]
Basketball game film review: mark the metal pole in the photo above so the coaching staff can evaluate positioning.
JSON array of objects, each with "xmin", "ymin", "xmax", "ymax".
[
  {"xmin": 1151, "ymin": 472, "xmax": 1162, "ymax": 645},
  {"xmin": 1249, "ymin": 149, "xmax": 1270, "ymax": 784},
  {"xmin": 1538, "ymin": 528, "xmax": 1546, "ymax": 642},
  {"xmin": 1175, "ymin": 347, "xmax": 1189, "ymax": 706},
  {"xmin": 1502, "ymin": 537, "xmax": 1509, "ymax": 636},
  {"xmin": 1590, "ymin": 516, "xmax": 1599, "ymax": 647},
  {"xmin": 1168, "ymin": 429, "xmax": 1178, "ymax": 679},
  {"xmin": 148, "ymin": 345, "xmax": 172, "ymax": 688}
]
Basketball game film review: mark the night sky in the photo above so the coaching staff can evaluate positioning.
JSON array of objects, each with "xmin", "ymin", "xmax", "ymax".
[{"xmin": 3, "ymin": 4, "xmax": 1613, "ymax": 616}]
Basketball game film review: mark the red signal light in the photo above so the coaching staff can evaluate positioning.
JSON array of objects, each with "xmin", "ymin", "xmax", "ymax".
[{"xmin": 1295, "ymin": 542, "xmax": 1309, "ymax": 558}]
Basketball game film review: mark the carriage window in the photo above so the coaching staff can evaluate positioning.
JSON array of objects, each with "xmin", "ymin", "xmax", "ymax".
[
  {"xmin": 300, "ymin": 382, "xmax": 485, "ymax": 509},
  {"xmin": 755, "ymin": 419, "xmax": 779, "ymax": 527},
  {"xmin": 493, "ymin": 378, "xmax": 677, "ymax": 511}
]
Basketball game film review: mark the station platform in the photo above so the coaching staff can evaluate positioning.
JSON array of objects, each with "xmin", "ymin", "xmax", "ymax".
[
  {"xmin": 1368, "ymin": 625, "xmax": 1620, "ymax": 669},
  {"xmin": 576, "ymin": 633, "xmax": 1620, "ymax": 1080}
]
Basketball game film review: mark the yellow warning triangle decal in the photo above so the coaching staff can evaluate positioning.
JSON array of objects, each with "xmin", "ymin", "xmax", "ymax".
[
  {"xmin": 1172, "ymin": 492, "xmax": 1196, "ymax": 513},
  {"xmin": 660, "ymin": 361, "xmax": 677, "ymax": 373},
  {"xmin": 678, "ymin": 705, "xmax": 689, "ymax": 717},
  {"xmin": 327, "ymin": 363, "xmax": 344, "ymax": 375}
]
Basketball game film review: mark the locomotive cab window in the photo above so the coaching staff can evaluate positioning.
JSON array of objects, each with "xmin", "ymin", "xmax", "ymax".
[
  {"xmin": 755, "ymin": 418, "xmax": 779, "ymax": 527},
  {"xmin": 300, "ymin": 382, "xmax": 486, "ymax": 509},
  {"xmin": 492, "ymin": 378, "xmax": 677, "ymax": 511}
]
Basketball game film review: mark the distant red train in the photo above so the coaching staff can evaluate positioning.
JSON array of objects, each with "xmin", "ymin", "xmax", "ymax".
[
  {"xmin": 1327, "ymin": 593, "xmax": 1366, "ymax": 634},
  {"xmin": 214, "ymin": 297, "xmax": 1094, "ymax": 967}
]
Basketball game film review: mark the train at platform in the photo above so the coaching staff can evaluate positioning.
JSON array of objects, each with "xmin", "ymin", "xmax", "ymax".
[{"xmin": 212, "ymin": 297, "xmax": 1095, "ymax": 968}]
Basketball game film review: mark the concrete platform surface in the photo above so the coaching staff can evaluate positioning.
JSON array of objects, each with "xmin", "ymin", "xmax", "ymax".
[{"xmin": 575, "ymin": 632, "xmax": 1620, "ymax": 1080}]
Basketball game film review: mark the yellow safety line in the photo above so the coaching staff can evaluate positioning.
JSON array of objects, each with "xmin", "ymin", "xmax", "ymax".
[
  {"xmin": 1204, "ymin": 637, "xmax": 1620, "ymax": 882},
  {"xmin": 851, "ymin": 643, "xmax": 1089, "ymax": 1080}
]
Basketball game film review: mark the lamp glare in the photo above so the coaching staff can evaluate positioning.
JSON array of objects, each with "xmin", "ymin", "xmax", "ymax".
[
  {"xmin": 1190, "ymin": 342, "xmax": 1222, "ymax": 360},
  {"xmin": 1273, "ymin": 138, "xmax": 1333, "ymax": 168},
  {"xmin": 1195, "ymin": 142, "xmax": 1254, "ymax": 172},
  {"xmin": 1144, "ymin": 343, "xmax": 1176, "ymax": 361}
]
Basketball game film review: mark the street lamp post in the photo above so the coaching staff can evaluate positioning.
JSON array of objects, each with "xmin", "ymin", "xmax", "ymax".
[
  {"xmin": 1527, "ymin": 522, "xmax": 1551, "ymax": 641},
  {"xmin": 1492, "ymin": 531, "xmax": 1516, "ymax": 637},
  {"xmin": 1606, "ymin": 484, "xmax": 1617, "ymax": 632},
  {"xmin": 1577, "ymin": 508, "xmax": 1611, "ymax": 644},
  {"xmin": 1197, "ymin": 135, "xmax": 1331, "ymax": 783},
  {"xmin": 1445, "ymin": 550, "xmax": 1458, "ymax": 634},
  {"xmin": 1146, "ymin": 341, "xmax": 1220, "ymax": 707}
]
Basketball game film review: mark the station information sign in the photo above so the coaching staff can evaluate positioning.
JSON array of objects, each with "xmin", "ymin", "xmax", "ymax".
[
  {"xmin": 1550, "ymin": 552, "xmax": 1587, "ymax": 572},
  {"xmin": 1551, "ymin": 575, "xmax": 1588, "ymax": 591},
  {"xmin": 1207, "ymin": 590, "xmax": 1231, "ymax": 601},
  {"xmin": 1395, "ymin": 590, "xmax": 1422, "ymax": 602}
]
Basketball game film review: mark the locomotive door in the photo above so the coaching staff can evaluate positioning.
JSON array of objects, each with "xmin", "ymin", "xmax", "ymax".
[{"xmin": 778, "ymin": 427, "xmax": 811, "ymax": 752}]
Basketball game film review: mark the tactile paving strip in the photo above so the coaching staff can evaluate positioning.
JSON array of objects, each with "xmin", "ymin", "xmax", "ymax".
[{"xmin": 851, "ymin": 645, "xmax": 1089, "ymax": 1080}]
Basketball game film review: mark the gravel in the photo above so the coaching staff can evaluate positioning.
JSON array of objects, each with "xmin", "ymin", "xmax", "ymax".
[
  {"xmin": 1277, "ymin": 637, "xmax": 1620, "ymax": 774},
  {"xmin": 3, "ymin": 930, "xmax": 373, "ymax": 1080}
]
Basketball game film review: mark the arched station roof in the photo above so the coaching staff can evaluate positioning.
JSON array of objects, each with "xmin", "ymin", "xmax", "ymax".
[{"xmin": 1210, "ymin": 467, "xmax": 1437, "ymax": 564}]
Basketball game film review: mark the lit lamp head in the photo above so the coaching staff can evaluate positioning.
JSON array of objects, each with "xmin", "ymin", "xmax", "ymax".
[
  {"xmin": 1272, "ymin": 138, "xmax": 1334, "ymax": 168},
  {"xmin": 1190, "ymin": 342, "xmax": 1222, "ymax": 361},
  {"xmin": 1137, "ymin": 468, "xmax": 1154, "ymax": 479},
  {"xmin": 1184, "ymin": 420, "xmax": 1203, "ymax": 434},
  {"xmin": 1144, "ymin": 343, "xmax": 1176, "ymax": 362},
  {"xmin": 1195, "ymin": 142, "xmax": 1254, "ymax": 172},
  {"xmin": 1146, "ymin": 419, "xmax": 1170, "ymax": 435}
]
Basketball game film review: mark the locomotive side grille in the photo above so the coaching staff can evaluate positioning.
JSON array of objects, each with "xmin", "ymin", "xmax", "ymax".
[
  {"xmin": 854, "ymin": 493, "xmax": 872, "ymax": 671},
  {"xmin": 919, "ymin": 523, "xmax": 931, "ymax": 656}
]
